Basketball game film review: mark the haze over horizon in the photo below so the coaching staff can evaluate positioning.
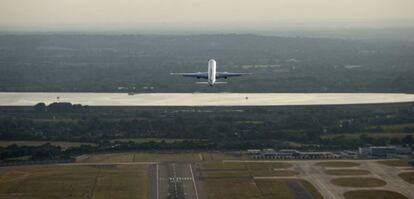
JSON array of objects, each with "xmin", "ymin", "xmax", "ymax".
[{"xmin": 1, "ymin": 0, "xmax": 414, "ymax": 33}]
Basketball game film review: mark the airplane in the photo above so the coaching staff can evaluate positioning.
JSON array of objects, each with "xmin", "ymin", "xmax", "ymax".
[{"xmin": 170, "ymin": 59, "xmax": 250, "ymax": 86}]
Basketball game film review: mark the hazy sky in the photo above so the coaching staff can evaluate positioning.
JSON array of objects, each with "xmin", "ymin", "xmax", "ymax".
[{"xmin": 1, "ymin": 0, "xmax": 414, "ymax": 31}]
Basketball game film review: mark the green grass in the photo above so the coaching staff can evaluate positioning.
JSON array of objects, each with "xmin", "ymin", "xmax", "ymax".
[
  {"xmin": 398, "ymin": 172, "xmax": 414, "ymax": 184},
  {"xmin": 381, "ymin": 123, "xmax": 414, "ymax": 132},
  {"xmin": 321, "ymin": 132, "xmax": 413, "ymax": 139},
  {"xmin": 325, "ymin": 169, "xmax": 370, "ymax": 176},
  {"xmin": 0, "ymin": 140, "xmax": 94, "ymax": 150},
  {"xmin": 199, "ymin": 160, "xmax": 301, "ymax": 199},
  {"xmin": 110, "ymin": 138, "xmax": 190, "ymax": 143},
  {"xmin": 250, "ymin": 170, "xmax": 298, "ymax": 177},
  {"xmin": 205, "ymin": 178, "xmax": 322, "ymax": 199},
  {"xmin": 201, "ymin": 170, "xmax": 252, "ymax": 178},
  {"xmin": 315, "ymin": 161, "xmax": 360, "ymax": 167},
  {"xmin": 0, "ymin": 165, "xmax": 148, "ymax": 199},
  {"xmin": 344, "ymin": 190, "xmax": 408, "ymax": 199},
  {"xmin": 377, "ymin": 160, "xmax": 412, "ymax": 167},
  {"xmin": 199, "ymin": 162, "xmax": 293, "ymax": 178},
  {"xmin": 79, "ymin": 152, "xmax": 203, "ymax": 163},
  {"xmin": 205, "ymin": 178, "xmax": 263, "ymax": 199},
  {"xmin": 79, "ymin": 152, "xmax": 248, "ymax": 163},
  {"xmin": 331, "ymin": 177, "xmax": 386, "ymax": 187},
  {"xmin": 256, "ymin": 179, "xmax": 323, "ymax": 199},
  {"xmin": 200, "ymin": 152, "xmax": 249, "ymax": 161}
]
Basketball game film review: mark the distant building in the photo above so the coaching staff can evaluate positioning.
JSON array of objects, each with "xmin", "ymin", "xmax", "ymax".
[
  {"xmin": 358, "ymin": 146, "xmax": 412, "ymax": 158},
  {"xmin": 250, "ymin": 149, "xmax": 340, "ymax": 160}
]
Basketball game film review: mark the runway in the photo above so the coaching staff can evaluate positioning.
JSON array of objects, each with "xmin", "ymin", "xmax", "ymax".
[
  {"xmin": 149, "ymin": 162, "xmax": 204, "ymax": 199},
  {"xmin": 0, "ymin": 92, "xmax": 414, "ymax": 106}
]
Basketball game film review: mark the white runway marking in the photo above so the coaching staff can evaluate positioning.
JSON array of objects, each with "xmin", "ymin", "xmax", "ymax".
[
  {"xmin": 156, "ymin": 163, "xmax": 159, "ymax": 199},
  {"xmin": 189, "ymin": 164, "xmax": 199, "ymax": 199}
]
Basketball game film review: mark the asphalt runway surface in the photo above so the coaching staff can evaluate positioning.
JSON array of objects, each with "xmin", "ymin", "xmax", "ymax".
[
  {"xmin": 149, "ymin": 162, "xmax": 205, "ymax": 199},
  {"xmin": 1, "ymin": 92, "xmax": 414, "ymax": 106}
]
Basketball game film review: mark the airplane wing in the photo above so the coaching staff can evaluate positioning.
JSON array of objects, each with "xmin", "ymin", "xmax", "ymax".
[
  {"xmin": 216, "ymin": 72, "xmax": 251, "ymax": 79},
  {"xmin": 170, "ymin": 72, "xmax": 208, "ymax": 79}
]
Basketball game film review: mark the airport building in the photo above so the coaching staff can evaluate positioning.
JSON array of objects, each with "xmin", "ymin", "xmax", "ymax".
[
  {"xmin": 250, "ymin": 149, "xmax": 340, "ymax": 160},
  {"xmin": 358, "ymin": 146, "xmax": 412, "ymax": 158}
]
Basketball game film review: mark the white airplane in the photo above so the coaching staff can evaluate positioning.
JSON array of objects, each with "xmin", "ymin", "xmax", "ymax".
[{"xmin": 171, "ymin": 59, "xmax": 250, "ymax": 86}]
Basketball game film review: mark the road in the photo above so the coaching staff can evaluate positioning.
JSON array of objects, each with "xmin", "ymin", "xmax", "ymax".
[{"xmin": 149, "ymin": 162, "xmax": 205, "ymax": 199}]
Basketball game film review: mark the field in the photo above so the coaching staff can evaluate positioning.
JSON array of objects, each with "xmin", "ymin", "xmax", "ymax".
[
  {"xmin": 320, "ymin": 123, "xmax": 414, "ymax": 140},
  {"xmin": 320, "ymin": 132, "xmax": 413, "ymax": 139},
  {"xmin": 315, "ymin": 161, "xmax": 360, "ymax": 167},
  {"xmin": 199, "ymin": 161, "xmax": 293, "ymax": 178},
  {"xmin": 330, "ymin": 177, "xmax": 386, "ymax": 187},
  {"xmin": 377, "ymin": 160, "xmax": 412, "ymax": 167},
  {"xmin": 343, "ymin": 190, "xmax": 408, "ymax": 199},
  {"xmin": 110, "ymin": 138, "xmax": 193, "ymax": 143},
  {"xmin": 398, "ymin": 172, "xmax": 414, "ymax": 184},
  {"xmin": 0, "ymin": 140, "xmax": 94, "ymax": 150},
  {"xmin": 325, "ymin": 169, "xmax": 370, "ymax": 176},
  {"xmin": 205, "ymin": 178, "xmax": 322, "ymax": 199},
  {"xmin": 255, "ymin": 179, "xmax": 323, "ymax": 199},
  {"xmin": 78, "ymin": 152, "xmax": 248, "ymax": 163},
  {"xmin": 199, "ymin": 161, "xmax": 321, "ymax": 199},
  {"xmin": 0, "ymin": 165, "xmax": 149, "ymax": 199},
  {"xmin": 1, "ymin": 153, "xmax": 413, "ymax": 199}
]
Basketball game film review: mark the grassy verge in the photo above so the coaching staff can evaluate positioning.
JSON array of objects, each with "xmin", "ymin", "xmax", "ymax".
[
  {"xmin": 331, "ymin": 177, "xmax": 386, "ymax": 188},
  {"xmin": 377, "ymin": 160, "xmax": 412, "ymax": 167},
  {"xmin": 398, "ymin": 172, "xmax": 414, "ymax": 184},
  {"xmin": 0, "ymin": 140, "xmax": 94, "ymax": 150},
  {"xmin": 0, "ymin": 165, "xmax": 148, "ymax": 199},
  {"xmin": 344, "ymin": 190, "xmax": 408, "ymax": 199},
  {"xmin": 325, "ymin": 169, "xmax": 370, "ymax": 176},
  {"xmin": 315, "ymin": 161, "xmax": 360, "ymax": 167}
]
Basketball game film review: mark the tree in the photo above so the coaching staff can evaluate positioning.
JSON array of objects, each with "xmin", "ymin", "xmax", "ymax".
[{"xmin": 34, "ymin": 102, "xmax": 46, "ymax": 112}]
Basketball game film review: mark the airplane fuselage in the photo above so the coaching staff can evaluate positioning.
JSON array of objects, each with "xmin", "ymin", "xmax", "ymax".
[
  {"xmin": 208, "ymin": 59, "xmax": 217, "ymax": 86},
  {"xmin": 171, "ymin": 59, "xmax": 249, "ymax": 85}
]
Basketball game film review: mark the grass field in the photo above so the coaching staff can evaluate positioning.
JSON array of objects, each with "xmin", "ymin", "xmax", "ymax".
[
  {"xmin": 320, "ymin": 123, "xmax": 414, "ymax": 140},
  {"xmin": 78, "ymin": 152, "xmax": 248, "ymax": 163},
  {"xmin": 0, "ymin": 140, "xmax": 94, "ymax": 150},
  {"xmin": 331, "ymin": 177, "xmax": 386, "ymax": 187},
  {"xmin": 381, "ymin": 123, "xmax": 414, "ymax": 132},
  {"xmin": 325, "ymin": 169, "xmax": 370, "ymax": 176},
  {"xmin": 205, "ymin": 178, "xmax": 322, "ymax": 199},
  {"xmin": 199, "ymin": 161, "xmax": 320, "ymax": 199},
  {"xmin": 0, "ymin": 165, "xmax": 149, "ymax": 199},
  {"xmin": 398, "ymin": 172, "xmax": 414, "ymax": 184},
  {"xmin": 110, "ymin": 138, "xmax": 191, "ymax": 143},
  {"xmin": 320, "ymin": 132, "xmax": 413, "ymax": 140},
  {"xmin": 199, "ymin": 161, "xmax": 293, "ymax": 178},
  {"xmin": 205, "ymin": 178, "xmax": 263, "ymax": 199},
  {"xmin": 344, "ymin": 190, "xmax": 408, "ymax": 199},
  {"xmin": 377, "ymin": 160, "xmax": 412, "ymax": 167},
  {"xmin": 315, "ymin": 161, "xmax": 360, "ymax": 167}
]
